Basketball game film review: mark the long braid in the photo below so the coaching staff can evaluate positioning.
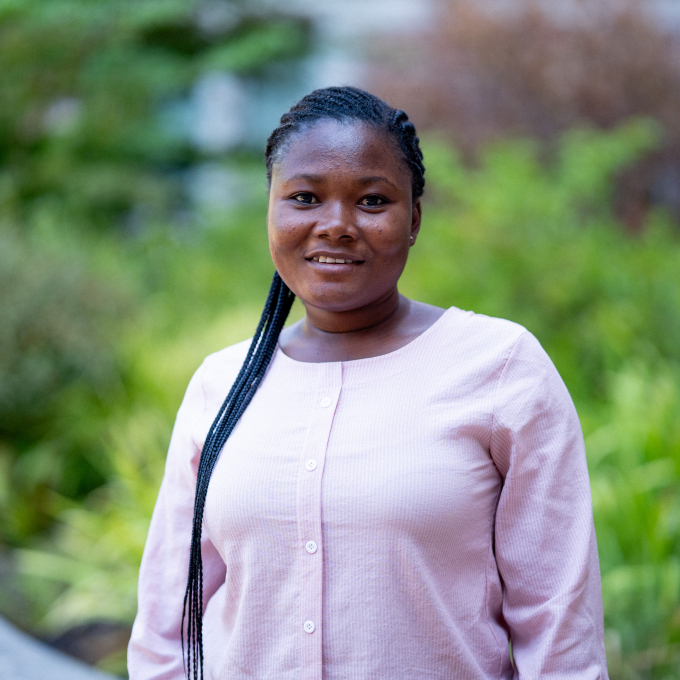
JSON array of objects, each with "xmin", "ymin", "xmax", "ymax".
[
  {"xmin": 182, "ymin": 86, "xmax": 426, "ymax": 679},
  {"xmin": 182, "ymin": 272, "xmax": 295, "ymax": 680}
]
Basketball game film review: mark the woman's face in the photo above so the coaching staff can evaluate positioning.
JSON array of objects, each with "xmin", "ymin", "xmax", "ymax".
[{"xmin": 267, "ymin": 119, "xmax": 421, "ymax": 314}]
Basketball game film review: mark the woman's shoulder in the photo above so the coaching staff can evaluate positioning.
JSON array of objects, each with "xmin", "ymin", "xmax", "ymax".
[
  {"xmin": 191, "ymin": 337, "xmax": 253, "ymax": 398},
  {"xmin": 432, "ymin": 307, "xmax": 561, "ymax": 390},
  {"xmin": 203, "ymin": 336, "xmax": 253, "ymax": 367},
  {"xmin": 427, "ymin": 307, "xmax": 556, "ymax": 393},
  {"xmin": 435, "ymin": 306, "xmax": 532, "ymax": 354}
]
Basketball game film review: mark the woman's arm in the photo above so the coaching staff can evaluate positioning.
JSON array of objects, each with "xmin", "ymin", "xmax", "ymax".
[
  {"xmin": 128, "ymin": 362, "xmax": 227, "ymax": 680},
  {"xmin": 490, "ymin": 332, "xmax": 608, "ymax": 679}
]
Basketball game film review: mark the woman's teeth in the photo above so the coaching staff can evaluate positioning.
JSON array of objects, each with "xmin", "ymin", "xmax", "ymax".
[{"xmin": 312, "ymin": 256, "xmax": 355, "ymax": 264}]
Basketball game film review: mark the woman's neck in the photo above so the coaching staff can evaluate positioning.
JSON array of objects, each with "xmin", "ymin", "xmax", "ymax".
[{"xmin": 278, "ymin": 294, "xmax": 445, "ymax": 363}]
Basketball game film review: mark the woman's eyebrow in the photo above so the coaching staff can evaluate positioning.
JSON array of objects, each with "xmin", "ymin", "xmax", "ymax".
[
  {"xmin": 287, "ymin": 173, "xmax": 323, "ymax": 183},
  {"xmin": 284, "ymin": 174, "xmax": 399, "ymax": 190},
  {"xmin": 358, "ymin": 175, "xmax": 399, "ymax": 189}
]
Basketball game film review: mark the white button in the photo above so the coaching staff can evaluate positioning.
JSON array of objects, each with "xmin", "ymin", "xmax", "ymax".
[
  {"xmin": 320, "ymin": 397, "xmax": 332, "ymax": 408},
  {"xmin": 305, "ymin": 540, "xmax": 318, "ymax": 554},
  {"xmin": 304, "ymin": 620, "xmax": 316, "ymax": 634},
  {"xmin": 305, "ymin": 459, "xmax": 317, "ymax": 471}
]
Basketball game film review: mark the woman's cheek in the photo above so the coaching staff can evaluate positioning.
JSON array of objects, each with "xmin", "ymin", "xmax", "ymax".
[{"xmin": 269, "ymin": 219, "xmax": 301, "ymax": 255}]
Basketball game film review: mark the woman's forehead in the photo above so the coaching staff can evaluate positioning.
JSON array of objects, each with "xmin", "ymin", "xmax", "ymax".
[{"xmin": 272, "ymin": 119, "xmax": 408, "ymax": 182}]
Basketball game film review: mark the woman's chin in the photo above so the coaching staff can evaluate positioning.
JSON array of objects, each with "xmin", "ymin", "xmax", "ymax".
[
  {"xmin": 302, "ymin": 298, "xmax": 367, "ymax": 314},
  {"xmin": 299, "ymin": 289, "xmax": 398, "ymax": 317}
]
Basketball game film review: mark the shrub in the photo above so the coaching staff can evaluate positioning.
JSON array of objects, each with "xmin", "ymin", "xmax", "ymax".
[{"xmin": 0, "ymin": 222, "xmax": 130, "ymax": 543}]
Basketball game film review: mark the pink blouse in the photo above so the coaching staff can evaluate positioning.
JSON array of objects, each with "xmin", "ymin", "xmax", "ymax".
[{"xmin": 128, "ymin": 307, "xmax": 608, "ymax": 679}]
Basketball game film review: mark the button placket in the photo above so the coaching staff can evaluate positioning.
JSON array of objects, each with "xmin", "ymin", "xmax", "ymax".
[{"xmin": 296, "ymin": 362, "xmax": 342, "ymax": 680}]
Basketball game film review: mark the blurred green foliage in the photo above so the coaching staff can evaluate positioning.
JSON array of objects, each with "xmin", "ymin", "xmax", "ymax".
[
  {"xmin": 2, "ymin": 118, "xmax": 678, "ymax": 678},
  {"xmin": 0, "ymin": 223, "xmax": 130, "ymax": 541},
  {"xmin": 0, "ymin": 0, "xmax": 310, "ymax": 550},
  {"xmin": 0, "ymin": 0, "xmax": 310, "ymax": 229}
]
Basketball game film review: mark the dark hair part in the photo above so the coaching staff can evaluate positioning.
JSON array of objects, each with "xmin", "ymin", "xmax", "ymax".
[
  {"xmin": 182, "ymin": 86, "xmax": 425, "ymax": 680},
  {"xmin": 265, "ymin": 86, "xmax": 425, "ymax": 200}
]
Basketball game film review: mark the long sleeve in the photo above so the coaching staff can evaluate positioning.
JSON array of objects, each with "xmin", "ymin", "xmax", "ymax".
[
  {"xmin": 489, "ymin": 332, "xmax": 608, "ymax": 679},
  {"xmin": 128, "ymin": 361, "xmax": 227, "ymax": 680}
]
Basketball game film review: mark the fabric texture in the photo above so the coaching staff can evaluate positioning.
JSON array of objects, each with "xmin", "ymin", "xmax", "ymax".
[{"xmin": 128, "ymin": 306, "xmax": 609, "ymax": 679}]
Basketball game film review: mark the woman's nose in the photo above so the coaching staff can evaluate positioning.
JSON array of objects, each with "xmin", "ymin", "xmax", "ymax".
[{"xmin": 312, "ymin": 201, "xmax": 358, "ymax": 240}]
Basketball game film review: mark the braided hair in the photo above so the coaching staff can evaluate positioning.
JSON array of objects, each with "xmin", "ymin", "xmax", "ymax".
[
  {"xmin": 266, "ymin": 86, "xmax": 425, "ymax": 200},
  {"xmin": 182, "ymin": 86, "xmax": 425, "ymax": 680}
]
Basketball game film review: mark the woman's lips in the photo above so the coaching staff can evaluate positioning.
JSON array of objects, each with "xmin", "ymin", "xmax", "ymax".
[{"xmin": 309, "ymin": 256, "xmax": 361, "ymax": 264}]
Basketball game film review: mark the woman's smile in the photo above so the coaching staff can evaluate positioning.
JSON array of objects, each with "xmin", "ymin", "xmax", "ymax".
[{"xmin": 308, "ymin": 256, "xmax": 362, "ymax": 265}]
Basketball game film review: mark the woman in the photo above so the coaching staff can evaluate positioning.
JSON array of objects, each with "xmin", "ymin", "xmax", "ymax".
[{"xmin": 128, "ymin": 87, "xmax": 608, "ymax": 679}]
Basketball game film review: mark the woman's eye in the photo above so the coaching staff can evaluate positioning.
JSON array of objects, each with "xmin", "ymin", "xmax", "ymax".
[
  {"xmin": 291, "ymin": 193, "xmax": 318, "ymax": 204},
  {"xmin": 359, "ymin": 195, "xmax": 387, "ymax": 207}
]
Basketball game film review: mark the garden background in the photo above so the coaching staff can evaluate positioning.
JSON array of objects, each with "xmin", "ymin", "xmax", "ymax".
[{"xmin": 1, "ymin": 0, "xmax": 679, "ymax": 678}]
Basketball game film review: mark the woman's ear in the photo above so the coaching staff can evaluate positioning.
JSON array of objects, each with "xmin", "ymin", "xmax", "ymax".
[{"xmin": 409, "ymin": 199, "xmax": 422, "ymax": 246}]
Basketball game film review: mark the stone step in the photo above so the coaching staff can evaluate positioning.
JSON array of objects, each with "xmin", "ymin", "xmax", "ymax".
[{"xmin": 0, "ymin": 617, "xmax": 118, "ymax": 680}]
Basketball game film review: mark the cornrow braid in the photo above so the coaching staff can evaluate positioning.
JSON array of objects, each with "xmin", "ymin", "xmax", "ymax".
[
  {"xmin": 182, "ymin": 272, "xmax": 295, "ymax": 680},
  {"xmin": 265, "ymin": 86, "xmax": 425, "ymax": 200},
  {"xmin": 388, "ymin": 109, "xmax": 425, "ymax": 200},
  {"xmin": 182, "ymin": 86, "xmax": 425, "ymax": 680}
]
